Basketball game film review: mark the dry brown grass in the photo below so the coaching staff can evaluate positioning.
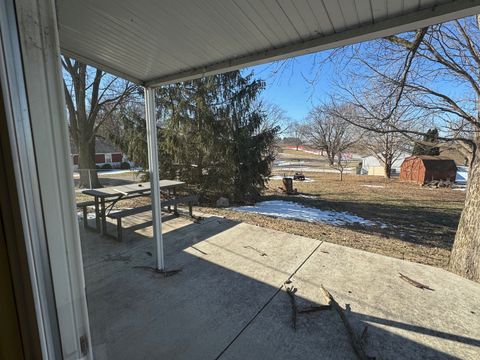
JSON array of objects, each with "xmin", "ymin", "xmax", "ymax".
[
  {"xmin": 279, "ymin": 148, "xmax": 320, "ymax": 159},
  {"xmin": 276, "ymin": 148, "xmax": 359, "ymax": 170},
  {"xmin": 74, "ymin": 157, "xmax": 466, "ymax": 269},
  {"xmin": 200, "ymin": 172, "xmax": 466, "ymax": 269}
]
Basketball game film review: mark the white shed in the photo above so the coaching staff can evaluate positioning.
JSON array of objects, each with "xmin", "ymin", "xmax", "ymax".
[{"xmin": 361, "ymin": 153, "xmax": 410, "ymax": 175}]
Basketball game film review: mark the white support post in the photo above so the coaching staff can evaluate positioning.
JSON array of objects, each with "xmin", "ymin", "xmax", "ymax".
[{"xmin": 144, "ymin": 87, "xmax": 165, "ymax": 270}]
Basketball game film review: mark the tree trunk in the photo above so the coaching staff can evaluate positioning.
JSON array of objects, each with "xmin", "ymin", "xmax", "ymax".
[
  {"xmin": 384, "ymin": 162, "xmax": 392, "ymax": 179},
  {"xmin": 195, "ymin": 153, "xmax": 204, "ymax": 185},
  {"xmin": 326, "ymin": 150, "xmax": 335, "ymax": 166},
  {"xmin": 78, "ymin": 138, "xmax": 101, "ymax": 189},
  {"xmin": 449, "ymin": 146, "xmax": 480, "ymax": 282}
]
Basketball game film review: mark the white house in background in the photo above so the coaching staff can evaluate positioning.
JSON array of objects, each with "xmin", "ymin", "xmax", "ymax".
[{"xmin": 361, "ymin": 152, "xmax": 410, "ymax": 176}]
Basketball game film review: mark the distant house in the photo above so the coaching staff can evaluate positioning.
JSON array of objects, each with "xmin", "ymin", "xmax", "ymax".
[
  {"xmin": 400, "ymin": 156, "xmax": 457, "ymax": 184},
  {"xmin": 361, "ymin": 153, "xmax": 409, "ymax": 176},
  {"xmin": 70, "ymin": 138, "xmax": 128, "ymax": 170}
]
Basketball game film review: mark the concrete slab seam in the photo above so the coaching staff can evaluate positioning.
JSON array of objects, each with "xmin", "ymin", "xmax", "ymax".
[{"xmin": 214, "ymin": 240, "xmax": 324, "ymax": 359}]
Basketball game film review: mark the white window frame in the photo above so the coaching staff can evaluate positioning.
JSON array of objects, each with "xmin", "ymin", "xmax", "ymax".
[{"xmin": 1, "ymin": 0, "xmax": 92, "ymax": 358}]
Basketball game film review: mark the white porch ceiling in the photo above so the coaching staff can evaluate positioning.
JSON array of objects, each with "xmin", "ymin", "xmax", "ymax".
[{"xmin": 57, "ymin": 0, "xmax": 480, "ymax": 87}]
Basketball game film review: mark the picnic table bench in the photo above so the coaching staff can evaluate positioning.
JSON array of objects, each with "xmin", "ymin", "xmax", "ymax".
[
  {"xmin": 80, "ymin": 180, "xmax": 187, "ymax": 235},
  {"xmin": 78, "ymin": 194, "xmax": 147, "ymax": 231},
  {"xmin": 77, "ymin": 200, "xmax": 96, "ymax": 230},
  {"xmin": 106, "ymin": 194, "xmax": 198, "ymax": 241}
]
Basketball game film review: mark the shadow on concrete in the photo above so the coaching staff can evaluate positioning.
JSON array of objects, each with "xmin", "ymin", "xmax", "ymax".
[
  {"xmin": 78, "ymin": 214, "xmax": 478, "ymax": 360},
  {"xmin": 360, "ymin": 312, "xmax": 480, "ymax": 347}
]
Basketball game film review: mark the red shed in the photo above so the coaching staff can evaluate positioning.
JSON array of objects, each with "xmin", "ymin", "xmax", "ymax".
[{"xmin": 400, "ymin": 156, "xmax": 457, "ymax": 185}]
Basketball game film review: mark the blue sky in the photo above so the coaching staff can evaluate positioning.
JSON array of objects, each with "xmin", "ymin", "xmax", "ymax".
[
  {"xmin": 243, "ymin": 45, "xmax": 473, "ymax": 130},
  {"xmin": 244, "ymin": 53, "xmax": 335, "ymax": 122}
]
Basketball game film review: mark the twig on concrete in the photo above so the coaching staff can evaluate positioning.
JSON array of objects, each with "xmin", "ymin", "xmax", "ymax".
[
  {"xmin": 320, "ymin": 285, "xmax": 333, "ymax": 306},
  {"xmin": 360, "ymin": 325, "xmax": 369, "ymax": 343},
  {"xmin": 321, "ymin": 285, "xmax": 374, "ymax": 360},
  {"xmin": 243, "ymin": 245, "xmax": 267, "ymax": 257},
  {"xmin": 285, "ymin": 285, "xmax": 298, "ymax": 330},
  {"xmin": 297, "ymin": 305, "xmax": 331, "ymax": 314},
  {"xmin": 215, "ymin": 242, "xmax": 323, "ymax": 360},
  {"xmin": 296, "ymin": 285, "xmax": 332, "ymax": 313},
  {"xmin": 399, "ymin": 273, "xmax": 434, "ymax": 291}
]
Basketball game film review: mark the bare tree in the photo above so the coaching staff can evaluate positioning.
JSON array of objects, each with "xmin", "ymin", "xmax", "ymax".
[
  {"xmin": 312, "ymin": 17, "xmax": 480, "ymax": 280},
  {"xmin": 62, "ymin": 57, "xmax": 136, "ymax": 188},
  {"xmin": 332, "ymin": 88, "xmax": 418, "ymax": 178},
  {"xmin": 286, "ymin": 121, "xmax": 306, "ymax": 150},
  {"xmin": 333, "ymin": 153, "xmax": 349, "ymax": 181},
  {"xmin": 258, "ymin": 102, "xmax": 290, "ymax": 135},
  {"xmin": 362, "ymin": 133, "xmax": 408, "ymax": 178},
  {"xmin": 306, "ymin": 103, "xmax": 361, "ymax": 179}
]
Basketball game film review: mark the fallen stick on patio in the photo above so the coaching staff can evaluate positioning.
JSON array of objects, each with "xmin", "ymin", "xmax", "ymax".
[
  {"xmin": 320, "ymin": 284, "xmax": 333, "ymax": 306},
  {"xmin": 297, "ymin": 305, "xmax": 331, "ymax": 314},
  {"xmin": 286, "ymin": 282, "xmax": 332, "ymax": 328},
  {"xmin": 243, "ymin": 245, "xmax": 267, "ymax": 257},
  {"xmin": 360, "ymin": 325, "xmax": 369, "ymax": 343},
  {"xmin": 285, "ymin": 285, "xmax": 298, "ymax": 330},
  {"xmin": 321, "ymin": 285, "xmax": 373, "ymax": 360},
  {"xmin": 399, "ymin": 273, "xmax": 434, "ymax": 291}
]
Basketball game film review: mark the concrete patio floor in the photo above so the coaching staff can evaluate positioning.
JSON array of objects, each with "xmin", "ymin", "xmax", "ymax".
[{"xmin": 80, "ymin": 210, "xmax": 480, "ymax": 360}]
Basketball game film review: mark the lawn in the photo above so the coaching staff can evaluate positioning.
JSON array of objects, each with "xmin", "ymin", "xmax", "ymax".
[
  {"xmin": 74, "ymin": 150, "xmax": 466, "ymax": 269},
  {"xmin": 275, "ymin": 148, "xmax": 360, "ymax": 172},
  {"xmin": 199, "ymin": 173, "xmax": 465, "ymax": 269}
]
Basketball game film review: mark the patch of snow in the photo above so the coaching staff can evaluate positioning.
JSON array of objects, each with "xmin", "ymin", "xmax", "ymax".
[
  {"xmin": 275, "ymin": 160, "xmax": 305, "ymax": 166},
  {"xmin": 73, "ymin": 169, "xmax": 139, "ymax": 179},
  {"xmin": 452, "ymin": 188, "xmax": 466, "ymax": 192},
  {"xmin": 98, "ymin": 169, "xmax": 136, "ymax": 176},
  {"xmin": 269, "ymin": 175, "xmax": 288, "ymax": 180},
  {"xmin": 277, "ymin": 167, "xmax": 355, "ymax": 173},
  {"xmin": 295, "ymin": 194, "xmax": 319, "ymax": 199},
  {"xmin": 360, "ymin": 184, "xmax": 385, "ymax": 188},
  {"xmin": 77, "ymin": 211, "xmax": 97, "ymax": 220},
  {"xmin": 303, "ymin": 149, "xmax": 323, "ymax": 155},
  {"xmin": 232, "ymin": 200, "xmax": 387, "ymax": 228}
]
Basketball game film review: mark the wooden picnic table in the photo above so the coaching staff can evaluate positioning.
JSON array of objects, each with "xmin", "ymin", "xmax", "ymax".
[{"xmin": 82, "ymin": 180, "xmax": 185, "ymax": 234}]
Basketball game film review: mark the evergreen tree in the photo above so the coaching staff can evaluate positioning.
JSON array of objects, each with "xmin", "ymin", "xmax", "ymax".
[
  {"xmin": 412, "ymin": 128, "xmax": 440, "ymax": 156},
  {"xmin": 104, "ymin": 103, "xmax": 176, "ymax": 180},
  {"xmin": 158, "ymin": 71, "xmax": 278, "ymax": 201},
  {"xmin": 108, "ymin": 71, "xmax": 278, "ymax": 202}
]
